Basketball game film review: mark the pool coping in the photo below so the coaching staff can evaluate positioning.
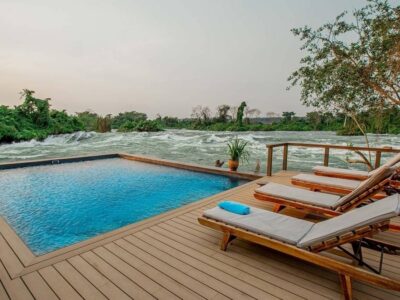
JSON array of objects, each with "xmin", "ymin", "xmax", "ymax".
[{"xmin": 0, "ymin": 153, "xmax": 263, "ymax": 278}]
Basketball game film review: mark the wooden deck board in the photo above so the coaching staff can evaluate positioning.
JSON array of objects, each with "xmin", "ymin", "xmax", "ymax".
[
  {"xmin": 1, "ymin": 170, "xmax": 400, "ymax": 299},
  {"xmin": 22, "ymin": 272, "xmax": 58, "ymax": 300}
]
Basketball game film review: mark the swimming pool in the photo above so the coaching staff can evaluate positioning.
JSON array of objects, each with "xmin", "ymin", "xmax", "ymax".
[{"xmin": 0, "ymin": 158, "xmax": 247, "ymax": 255}]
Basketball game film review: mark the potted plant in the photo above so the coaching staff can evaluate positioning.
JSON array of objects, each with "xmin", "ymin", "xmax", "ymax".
[{"xmin": 227, "ymin": 137, "xmax": 249, "ymax": 171}]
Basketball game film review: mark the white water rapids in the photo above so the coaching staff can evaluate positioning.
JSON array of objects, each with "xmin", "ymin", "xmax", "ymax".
[{"xmin": 0, "ymin": 130, "xmax": 399, "ymax": 173}]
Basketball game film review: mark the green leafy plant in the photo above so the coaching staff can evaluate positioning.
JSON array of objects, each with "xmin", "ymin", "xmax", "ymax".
[{"xmin": 227, "ymin": 138, "xmax": 250, "ymax": 162}]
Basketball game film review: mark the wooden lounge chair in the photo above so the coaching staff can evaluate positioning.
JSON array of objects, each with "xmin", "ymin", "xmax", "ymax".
[
  {"xmin": 291, "ymin": 164, "xmax": 400, "ymax": 199},
  {"xmin": 312, "ymin": 153, "xmax": 400, "ymax": 180},
  {"xmin": 198, "ymin": 195, "xmax": 400, "ymax": 299},
  {"xmin": 255, "ymin": 166, "xmax": 400, "ymax": 231}
]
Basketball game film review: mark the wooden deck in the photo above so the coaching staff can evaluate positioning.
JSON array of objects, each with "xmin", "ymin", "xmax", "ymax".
[{"xmin": 1, "ymin": 171, "xmax": 400, "ymax": 299}]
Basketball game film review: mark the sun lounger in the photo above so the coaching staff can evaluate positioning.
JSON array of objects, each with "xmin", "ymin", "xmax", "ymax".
[
  {"xmin": 291, "ymin": 165, "xmax": 399, "ymax": 199},
  {"xmin": 312, "ymin": 153, "xmax": 400, "ymax": 180},
  {"xmin": 255, "ymin": 166, "xmax": 395, "ymax": 215},
  {"xmin": 198, "ymin": 195, "xmax": 400, "ymax": 299}
]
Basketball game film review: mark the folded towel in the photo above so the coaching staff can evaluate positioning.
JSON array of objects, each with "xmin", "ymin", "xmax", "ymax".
[{"xmin": 218, "ymin": 201, "xmax": 250, "ymax": 215}]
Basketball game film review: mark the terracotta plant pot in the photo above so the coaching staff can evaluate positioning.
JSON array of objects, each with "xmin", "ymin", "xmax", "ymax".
[{"xmin": 228, "ymin": 159, "xmax": 239, "ymax": 171}]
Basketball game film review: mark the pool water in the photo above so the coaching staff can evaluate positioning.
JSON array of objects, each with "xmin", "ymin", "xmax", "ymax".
[{"xmin": 0, "ymin": 158, "xmax": 246, "ymax": 255}]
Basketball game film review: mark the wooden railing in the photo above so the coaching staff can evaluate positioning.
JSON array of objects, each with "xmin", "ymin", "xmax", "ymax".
[{"xmin": 266, "ymin": 142, "xmax": 400, "ymax": 176}]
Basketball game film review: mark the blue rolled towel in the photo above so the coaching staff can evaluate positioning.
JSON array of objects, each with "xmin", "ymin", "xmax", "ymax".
[{"xmin": 218, "ymin": 201, "xmax": 250, "ymax": 215}]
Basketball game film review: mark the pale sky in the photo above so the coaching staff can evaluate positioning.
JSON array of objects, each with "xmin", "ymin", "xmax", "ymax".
[{"xmin": 0, "ymin": 0, "xmax": 368, "ymax": 118}]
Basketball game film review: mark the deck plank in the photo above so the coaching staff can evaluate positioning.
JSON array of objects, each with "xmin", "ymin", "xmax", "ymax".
[
  {"xmin": 0, "ymin": 219, "xmax": 34, "ymax": 266},
  {"xmin": 115, "ymin": 238, "xmax": 254, "ymax": 300},
  {"xmin": 54, "ymin": 260, "xmax": 107, "ymax": 300},
  {"xmin": 0, "ymin": 281, "xmax": 10, "ymax": 300},
  {"xmin": 81, "ymin": 251, "xmax": 155, "ymax": 299},
  {"xmin": 67, "ymin": 254, "xmax": 132, "ymax": 299},
  {"xmin": 39, "ymin": 266, "xmax": 83, "ymax": 300},
  {"xmin": 101, "ymin": 244, "xmax": 222, "ymax": 299},
  {"xmin": 92, "ymin": 246, "xmax": 169, "ymax": 300},
  {"xmin": 0, "ymin": 234, "xmax": 24, "ymax": 278},
  {"xmin": 22, "ymin": 271, "xmax": 58, "ymax": 300},
  {"xmin": 0, "ymin": 261, "xmax": 33, "ymax": 300},
  {"xmin": 131, "ymin": 229, "xmax": 285, "ymax": 300}
]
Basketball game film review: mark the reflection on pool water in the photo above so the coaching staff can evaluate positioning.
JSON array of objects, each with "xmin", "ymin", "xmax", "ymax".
[{"xmin": 0, "ymin": 158, "xmax": 247, "ymax": 255}]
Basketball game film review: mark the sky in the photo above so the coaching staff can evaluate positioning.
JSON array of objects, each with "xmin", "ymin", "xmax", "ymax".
[{"xmin": 0, "ymin": 0, "xmax": 369, "ymax": 118}]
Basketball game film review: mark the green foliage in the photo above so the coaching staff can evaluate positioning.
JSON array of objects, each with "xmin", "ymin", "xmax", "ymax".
[
  {"xmin": 111, "ymin": 111, "xmax": 147, "ymax": 129},
  {"xmin": 134, "ymin": 120, "xmax": 162, "ymax": 132},
  {"xmin": 282, "ymin": 111, "xmax": 296, "ymax": 122},
  {"xmin": 227, "ymin": 138, "xmax": 250, "ymax": 162},
  {"xmin": 0, "ymin": 90, "xmax": 83, "ymax": 143},
  {"xmin": 117, "ymin": 120, "xmax": 162, "ymax": 132},
  {"xmin": 236, "ymin": 101, "xmax": 247, "ymax": 126},
  {"xmin": 76, "ymin": 111, "xmax": 98, "ymax": 131},
  {"xmin": 288, "ymin": 0, "xmax": 400, "ymax": 116}
]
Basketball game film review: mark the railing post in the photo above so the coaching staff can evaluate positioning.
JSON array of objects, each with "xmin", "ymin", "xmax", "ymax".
[
  {"xmin": 282, "ymin": 144, "xmax": 288, "ymax": 171},
  {"xmin": 323, "ymin": 147, "xmax": 330, "ymax": 166},
  {"xmin": 266, "ymin": 146, "xmax": 273, "ymax": 176},
  {"xmin": 375, "ymin": 151, "xmax": 381, "ymax": 169}
]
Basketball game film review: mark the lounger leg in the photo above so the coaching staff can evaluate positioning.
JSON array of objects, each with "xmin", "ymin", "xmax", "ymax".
[
  {"xmin": 339, "ymin": 274, "xmax": 352, "ymax": 300},
  {"xmin": 272, "ymin": 204, "xmax": 285, "ymax": 213},
  {"xmin": 220, "ymin": 231, "xmax": 236, "ymax": 251}
]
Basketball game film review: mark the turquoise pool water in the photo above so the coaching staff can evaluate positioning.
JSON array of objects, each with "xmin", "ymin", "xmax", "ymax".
[{"xmin": 0, "ymin": 158, "xmax": 246, "ymax": 255}]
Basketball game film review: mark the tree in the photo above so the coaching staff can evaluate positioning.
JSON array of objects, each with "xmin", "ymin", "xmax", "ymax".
[
  {"xmin": 216, "ymin": 105, "xmax": 231, "ymax": 122},
  {"xmin": 288, "ymin": 0, "xmax": 400, "ymax": 161},
  {"xmin": 306, "ymin": 111, "xmax": 322, "ymax": 130},
  {"xmin": 229, "ymin": 106, "xmax": 238, "ymax": 121},
  {"xmin": 245, "ymin": 107, "xmax": 261, "ymax": 119},
  {"xmin": 288, "ymin": 0, "xmax": 400, "ymax": 127},
  {"xmin": 282, "ymin": 111, "xmax": 296, "ymax": 122},
  {"xmin": 17, "ymin": 89, "xmax": 51, "ymax": 127},
  {"xmin": 236, "ymin": 101, "xmax": 247, "ymax": 126},
  {"xmin": 191, "ymin": 105, "xmax": 211, "ymax": 124}
]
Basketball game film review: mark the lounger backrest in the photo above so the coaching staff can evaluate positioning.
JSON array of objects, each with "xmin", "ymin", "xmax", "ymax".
[
  {"xmin": 333, "ymin": 166, "xmax": 395, "ymax": 210},
  {"xmin": 369, "ymin": 153, "xmax": 400, "ymax": 176},
  {"xmin": 297, "ymin": 194, "xmax": 400, "ymax": 248},
  {"xmin": 383, "ymin": 153, "xmax": 400, "ymax": 167}
]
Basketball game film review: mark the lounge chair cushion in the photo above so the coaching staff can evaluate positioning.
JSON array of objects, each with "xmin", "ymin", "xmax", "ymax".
[
  {"xmin": 292, "ymin": 173, "xmax": 361, "ymax": 190},
  {"xmin": 312, "ymin": 166, "xmax": 369, "ymax": 177},
  {"xmin": 297, "ymin": 194, "xmax": 400, "ymax": 248},
  {"xmin": 255, "ymin": 182, "xmax": 341, "ymax": 209},
  {"xmin": 203, "ymin": 206, "xmax": 313, "ymax": 245}
]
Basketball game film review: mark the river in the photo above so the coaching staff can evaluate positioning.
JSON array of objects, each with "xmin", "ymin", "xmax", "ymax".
[{"xmin": 0, "ymin": 130, "xmax": 399, "ymax": 173}]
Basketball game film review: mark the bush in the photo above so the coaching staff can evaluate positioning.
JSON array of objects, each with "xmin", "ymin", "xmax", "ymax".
[{"xmin": 134, "ymin": 120, "xmax": 163, "ymax": 132}]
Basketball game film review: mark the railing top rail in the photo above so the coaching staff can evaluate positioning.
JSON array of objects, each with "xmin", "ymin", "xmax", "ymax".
[{"xmin": 266, "ymin": 142, "xmax": 400, "ymax": 153}]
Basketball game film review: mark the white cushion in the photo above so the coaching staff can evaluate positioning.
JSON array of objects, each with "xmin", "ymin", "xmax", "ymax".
[
  {"xmin": 292, "ymin": 174, "xmax": 361, "ymax": 190},
  {"xmin": 298, "ymin": 194, "xmax": 400, "ymax": 248},
  {"xmin": 256, "ymin": 182, "xmax": 340, "ymax": 209},
  {"xmin": 203, "ymin": 195, "xmax": 400, "ymax": 249},
  {"xmin": 203, "ymin": 206, "xmax": 313, "ymax": 245},
  {"xmin": 312, "ymin": 166, "xmax": 369, "ymax": 177}
]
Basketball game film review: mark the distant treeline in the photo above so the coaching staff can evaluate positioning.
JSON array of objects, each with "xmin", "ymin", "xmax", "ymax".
[
  {"xmin": 156, "ymin": 104, "xmax": 400, "ymax": 135},
  {"xmin": 1, "ymin": 92, "xmax": 399, "ymax": 144}
]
